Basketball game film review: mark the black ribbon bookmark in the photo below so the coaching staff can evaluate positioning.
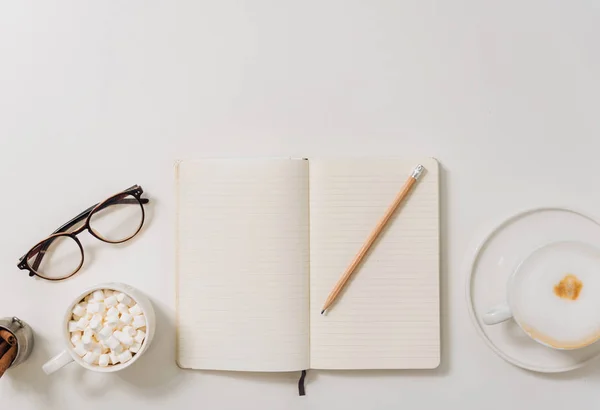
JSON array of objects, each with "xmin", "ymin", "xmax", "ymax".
[{"xmin": 298, "ymin": 370, "xmax": 307, "ymax": 396}]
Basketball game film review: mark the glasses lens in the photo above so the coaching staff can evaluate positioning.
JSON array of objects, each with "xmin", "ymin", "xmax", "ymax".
[
  {"xmin": 89, "ymin": 194, "xmax": 144, "ymax": 243},
  {"xmin": 27, "ymin": 235, "xmax": 83, "ymax": 280}
]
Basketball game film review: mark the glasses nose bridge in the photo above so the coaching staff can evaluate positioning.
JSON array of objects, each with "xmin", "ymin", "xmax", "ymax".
[{"xmin": 70, "ymin": 224, "xmax": 89, "ymax": 236}]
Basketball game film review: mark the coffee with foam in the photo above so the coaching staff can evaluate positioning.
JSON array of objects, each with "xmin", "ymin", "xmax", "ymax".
[{"xmin": 510, "ymin": 241, "xmax": 600, "ymax": 349}]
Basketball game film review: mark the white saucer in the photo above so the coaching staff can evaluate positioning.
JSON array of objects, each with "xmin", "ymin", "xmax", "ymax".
[{"xmin": 466, "ymin": 207, "xmax": 600, "ymax": 373}]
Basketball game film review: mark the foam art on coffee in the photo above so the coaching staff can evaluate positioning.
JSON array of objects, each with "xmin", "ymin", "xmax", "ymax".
[
  {"xmin": 553, "ymin": 274, "xmax": 583, "ymax": 300},
  {"xmin": 511, "ymin": 242, "xmax": 600, "ymax": 350}
]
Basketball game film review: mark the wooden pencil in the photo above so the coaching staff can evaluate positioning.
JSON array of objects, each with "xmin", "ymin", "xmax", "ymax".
[{"xmin": 320, "ymin": 164, "xmax": 425, "ymax": 314}]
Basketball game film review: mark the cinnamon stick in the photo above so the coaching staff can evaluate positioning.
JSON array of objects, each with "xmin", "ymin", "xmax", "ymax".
[
  {"xmin": 0, "ymin": 330, "xmax": 16, "ymax": 346},
  {"xmin": 0, "ymin": 344, "xmax": 17, "ymax": 378},
  {"xmin": 0, "ymin": 329, "xmax": 16, "ymax": 358},
  {"xmin": 0, "ymin": 340, "xmax": 8, "ymax": 358}
]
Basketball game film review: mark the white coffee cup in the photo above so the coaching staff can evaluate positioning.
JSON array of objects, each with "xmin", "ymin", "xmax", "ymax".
[
  {"xmin": 483, "ymin": 241, "xmax": 600, "ymax": 350},
  {"xmin": 43, "ymin": 282, "xmax": 155, "ymax": 374}
]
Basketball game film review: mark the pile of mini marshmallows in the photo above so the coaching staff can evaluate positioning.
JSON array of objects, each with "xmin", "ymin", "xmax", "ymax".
[{"xmin": 68, "ymin": 289, "xmax": 147, "ymax": 367}]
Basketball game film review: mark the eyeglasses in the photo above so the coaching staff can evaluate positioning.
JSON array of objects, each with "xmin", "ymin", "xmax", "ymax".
[{"xmin": 17, "ymin": 185, "xmax": 149, "ymax": 281}]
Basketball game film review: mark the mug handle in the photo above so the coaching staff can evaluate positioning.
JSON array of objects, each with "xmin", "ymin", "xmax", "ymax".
[
  {"xmin": 482, "ymin": 304, "xmax": 513, "ymax": 325},
  {"xmin": 43, "ymin": 350, "xmax": 73, "ymax": 375}
]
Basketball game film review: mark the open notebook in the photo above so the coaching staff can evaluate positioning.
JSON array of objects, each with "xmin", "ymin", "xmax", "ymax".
[{"xmin": 176, "ymin": 158, "xmax": 440, "ymax": 372}]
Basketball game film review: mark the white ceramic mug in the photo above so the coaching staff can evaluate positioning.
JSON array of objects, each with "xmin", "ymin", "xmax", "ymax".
[
  {"xmin": 43, "ymin": 282, "xmax": 155, "ymax": 374},
  {"xmin": 483, "ymin": 241, "xmax": 600, "ymax": 350}
]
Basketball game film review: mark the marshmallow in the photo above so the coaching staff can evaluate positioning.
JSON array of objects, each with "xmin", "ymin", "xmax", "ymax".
[
  {"xmin": 92, "ymin": 344, "xmax": 103, "ymax": 356},
  {"xmin": 92, "ymin": 290, "xmax": 105, "ymax": 301},
  {"xmin": 83, "ymin": 328, "xmax": 94, "ymax": 338},
  {"xmin": 105, "ymin": 315, "xmax": 119, "ymax": 328},
  {"xmin": 82, "ymin": 334, "xmax": 94, "ymax": 350},
  {"xmin": 87, "ymin": 302, "xmax": 105, "ymax": 314},
  {"xmin": 130, "ymin": 342, "xmax": 142, "ymax": 354},
  {"xmin": 89, "ymin": 321, "xmax": 102, "ymax": 333},
  {"xmin": 132, "ymin": 315, "xmax": 146, "ymax": 329},
  {"xmin": 76, "ymin": 317, "xmax": 90, "ymax": 331},
  {"xmin": 119, "ymin": 313, "xmax": 133, "ymax": 326},
  {"xmin": 98, "ymin": 326, "xmax": 113, "ymax": 340},
  {"xmin": 100, "ymin": 340, "xmax": 110, "ymax": 352},
  {"xmin": 128, "ymin": 304, "xmax": 143, "ymax": 316},
  {"xmin": 106, "ymin": 336, "xmax": 120, "ymax": 350},
  {"xmin": 109, "ymin": 352, "xmax": 120, "ymax": 365},
  {"xmin": 85, "ymin": 313, "xmax": 93, "ymax": 321},
  {"xmin": 89, "ymin": 314, "xmax": 103, "ymax": 332},
  {"xmin": 134, "ymin": 330, "xmax": 146, "ymax": 344},
  {"xmin": 73, "ymin": 341, "xmax": 87, "ymax": 357},
  {"xmin": 104, "ymin": 295, "xmax": 118, "ymax": 307},
  {"xmin": 118, "ymin": 350, "xmax": 132, "ymax": 363},
  {"xmin": 111, "ymin": 343, "xmax": 124, "ymax": 354},
  {"xmin": 98, "ymin": 354, "xmax": 110, "ymax": 367},
  {"xmin": 106, "ymin": 307, "xmax": 119, "ymax": 318},
  {"xmin": 71, "ymin": 331, "xmax": 82, "ymax": 345},
  {"xmin": 117, "ymin": 303, "xmax": 129, "ymax": 314},
  {"xmin": 68, "ymin": 320, "xmax": 79, "ymax": 332},
  {"xmin": 83, "ymin": 352, "xmax": 99, "ymax": 365},
  {"xmin": 116, "ymin": 293, "xmax": 133, "ymax": 307},
  {"xmin": 114, "ymin": 330, "xmax": 133, "ymax": 346},
  {"xmin": 123, "ymin": 326, "xmax": 136, "ymax": 337},
  {"xmin": 72, "ymin": 304, "xmax": 87, "ymax": 318}
]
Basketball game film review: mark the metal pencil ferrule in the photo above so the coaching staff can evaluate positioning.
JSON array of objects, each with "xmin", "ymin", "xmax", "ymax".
[{"xmin": 411, "ymin": 164, "xmax": 425, "ymax": 180}]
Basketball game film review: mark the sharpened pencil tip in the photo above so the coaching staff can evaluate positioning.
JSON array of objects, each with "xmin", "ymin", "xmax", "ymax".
[{"xmin": 321, "ymin": 310, "xmax": 325, "ymax": 315}]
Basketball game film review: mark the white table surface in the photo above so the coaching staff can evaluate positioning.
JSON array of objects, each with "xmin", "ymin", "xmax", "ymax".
[{"xmin": 1, "ymin": 1, "xmax": 599, "ymax": 409}]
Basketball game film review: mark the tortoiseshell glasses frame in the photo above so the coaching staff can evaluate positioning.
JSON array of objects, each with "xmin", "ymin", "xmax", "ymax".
[{"xmin": 17, "ymin": 185, "xmax": 149, "ymax": 281}]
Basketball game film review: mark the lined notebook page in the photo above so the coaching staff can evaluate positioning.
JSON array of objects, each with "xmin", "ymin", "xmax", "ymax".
[
  {"xmin": 309, "ymin": 158, "xmax": 440, "ymax": 370},
  {"xmin": 176, "ymin": 159, "xmax": 310, "ymax": 371}
]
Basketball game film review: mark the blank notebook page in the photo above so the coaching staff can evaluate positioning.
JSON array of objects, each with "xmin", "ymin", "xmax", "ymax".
[
  {"xmin": 176, "ymin": 159, "xmax": 310, "ymax": 372},
  {"xmin": 309, "ymin": 158, "xmax": 440, "ymax": 370}
]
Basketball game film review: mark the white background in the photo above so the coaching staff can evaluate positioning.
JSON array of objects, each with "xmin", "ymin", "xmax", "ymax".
[{"xmin": 1, "ymin": 1, "xmax": 599, "ymax": 409}]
